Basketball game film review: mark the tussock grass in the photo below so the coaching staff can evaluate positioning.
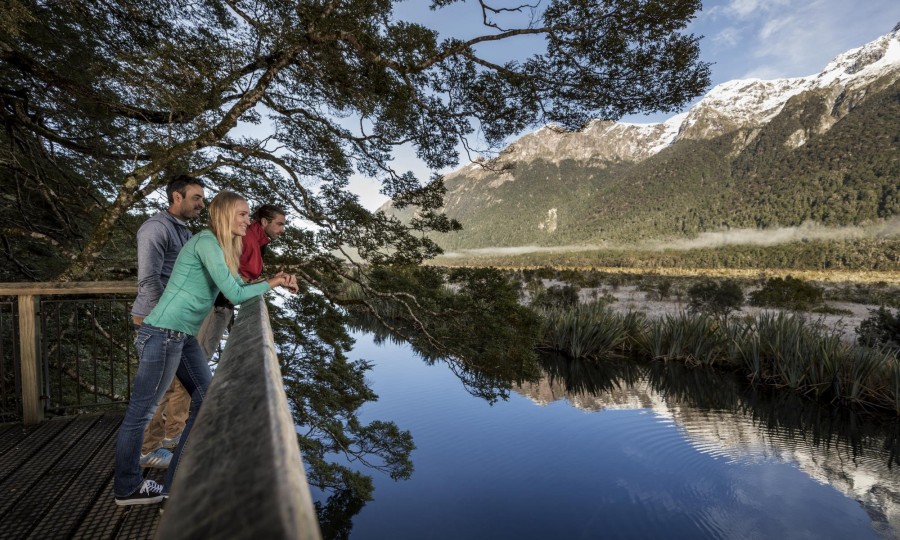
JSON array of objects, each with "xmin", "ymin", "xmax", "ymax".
[
  {"xmin": 635, "ymin": 312, "xmax": 728, "ymax": 366},
  {"xmin": 537, "ymin": 303, "xmax": 627, "ymax": 361},
  {"xmin": 542, "ymin": 305, "xmax": 900, "ymax": 414}
]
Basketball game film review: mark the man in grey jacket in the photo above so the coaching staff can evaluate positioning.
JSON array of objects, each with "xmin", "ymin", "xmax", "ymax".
[{"xmin": 131, "ymin": 175, "xmax": 205, "ymax": 468}]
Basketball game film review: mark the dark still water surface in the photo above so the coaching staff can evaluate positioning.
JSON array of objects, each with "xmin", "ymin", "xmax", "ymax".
[{"xmin": 313, "ymin": 332, "xmax": 900, "ymax": 539}]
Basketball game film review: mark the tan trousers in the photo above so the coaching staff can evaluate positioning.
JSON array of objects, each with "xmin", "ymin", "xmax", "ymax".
[
  {"xmin": 196, "ymin": 305, "xmax": 234, "ymax": 360},
  {"xmin": 140, "ymin": 376, "xmax": 190, "ymax": 454}
]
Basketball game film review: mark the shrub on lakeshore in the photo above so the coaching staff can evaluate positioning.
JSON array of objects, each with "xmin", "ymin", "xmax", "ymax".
[
  {"xmin": 856, "ymin": 306, "xmax": 900, "ymax": 349},
  {"xmin": 636, "ymin": 312, "xmax": 728, "ymax": 366},
  {"xmin": 531, "ymin": 283, "xmax": 581, "ymax": 310},
  {"xmin": 619, "ymin": 310, "xmax": 648, "ymax": 351},
  {"xmin": 749, "ymin": 276, "xmax": 824, "ymax": 311},
  {"xmin": 687, "ymin": 279, "xmax": 744, "ymax": 320},
  {"xmin": 539, "ymin": 303, "xmax": 900, "ymax": 414},
  {"xmin": 638, "ymin": 278, "xmax": 674, "ymax": 301}
]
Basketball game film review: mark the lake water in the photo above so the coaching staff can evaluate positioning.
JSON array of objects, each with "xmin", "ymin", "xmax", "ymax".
[{"xmin": 312, "ymin": 332, "xmax": 900, "ymax": 539}]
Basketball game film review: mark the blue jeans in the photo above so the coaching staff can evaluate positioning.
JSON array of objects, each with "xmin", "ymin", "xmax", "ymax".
[{"xmin": 114, "ymin": 323, "xmax": 211, "ymax": 497}]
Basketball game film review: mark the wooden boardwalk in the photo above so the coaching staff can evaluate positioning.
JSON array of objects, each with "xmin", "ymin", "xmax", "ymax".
[{"xmin": 0, "ymin": 413, "xmax": 163, "ymax": 540}]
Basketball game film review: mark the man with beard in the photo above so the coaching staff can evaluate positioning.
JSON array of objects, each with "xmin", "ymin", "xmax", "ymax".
[{"xmin": 131, "ymin": 175, "xmax": 206, "ymax": 469}]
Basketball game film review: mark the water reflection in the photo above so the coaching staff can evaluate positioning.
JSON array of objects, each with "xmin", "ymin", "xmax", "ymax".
[
  {"xmin": 517, "ymin": 354, "xmax": 900, "ymax": 538},
  {"xmin": 347, "ymin": 312, "xmax": 541, "ymax": 404}
]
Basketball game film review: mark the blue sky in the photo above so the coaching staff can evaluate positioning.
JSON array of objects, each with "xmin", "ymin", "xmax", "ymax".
[{"xmin": 350, "ymin": 1, "xmax": 900, "ymax": 208}]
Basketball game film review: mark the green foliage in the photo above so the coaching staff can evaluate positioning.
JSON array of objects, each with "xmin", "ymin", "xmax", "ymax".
[
  {"xmin": 810, "ymin": 305, "xmax": 854, "ymax": 316},
  {"xmin": 856, "ymin": 307, "xmax": 900, "ymax": 349},
  {"xmin": 341, "ymin": 265, "xmax": 543, "ymax": 403},
  {"xmin": 826, "ymin": 282, "xmax": 900, "ymax": 309},
  {"xmin": 530, "ymin": 283, "xmax": 581, "ymax": 310},
  {"xmin": 1, "ymin": 0, "xmax": 710, "ymax": 281},
  {"xmin": 749, "ymin": 276, "xmax": 824, "ymax": 311},
  {"xmin": 407, "ymin": 79, "xmax": 900, "ymax": 263},
  {"xmin": 639, "ymin": 278, "xmax": 674, "ymax": 300},
  {"xmin": 269, "ymin": 290, "xmax": 414, "ymax": 511},
  {"xmin": 538, "ymin": 303, "xmax": 628, "ymax": 361},
  {"xmin": 635, "ymin": 312, "xmax": 728, "ymax": 366},
  {"xmin": 687, "ymin": 279, "xmax": 744, "ymax": 319},
  {"xmin": 435, "ymin": 238, "xmax": 900, "ymax": 272}
]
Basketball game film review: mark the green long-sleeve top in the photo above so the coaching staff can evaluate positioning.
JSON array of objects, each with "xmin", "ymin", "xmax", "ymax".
[{"xmin": 145, "ymin": 230, "xmax": 271, "ymax": 335}]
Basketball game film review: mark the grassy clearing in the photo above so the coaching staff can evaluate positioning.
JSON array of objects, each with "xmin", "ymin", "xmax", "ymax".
[{"xmin": 435, "ymin": 263, "xmax": 900, "ymax": 285}]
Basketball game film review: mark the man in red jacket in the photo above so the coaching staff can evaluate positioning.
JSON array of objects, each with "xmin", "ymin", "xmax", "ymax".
[
  {"xmin": 238, "ymin": 204, "xmax": 287, "ymax": 281},
  {"xmin": 195, "ymin": 204, "xmax": 290, "ymax": 359}
]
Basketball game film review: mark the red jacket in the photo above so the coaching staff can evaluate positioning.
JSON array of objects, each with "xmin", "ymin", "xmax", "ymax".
[{"xmin": 239, "ymin": 221, "xmax": 271, "ymax": 281}]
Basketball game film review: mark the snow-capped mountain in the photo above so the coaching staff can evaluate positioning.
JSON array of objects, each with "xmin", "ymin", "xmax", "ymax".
[
  {"xmin": 385, "ymin": 24, "xmax": 900, "ymax": 254},
  {"xmin": 679, "ymin": 25, "xmax": 900, "ymax": 140},
  {"xmin": 450, "ymin": 23, "xmax": 900, "ymax": 174}
]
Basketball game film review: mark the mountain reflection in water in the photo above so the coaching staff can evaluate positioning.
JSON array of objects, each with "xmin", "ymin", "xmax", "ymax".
[
  {"xmin": 517, "ymin": 354, "xmax": 900, "ymax": 538},
  {"xmin": 334, "ymin": 330, "xmax": 900, "ymax": 539}
]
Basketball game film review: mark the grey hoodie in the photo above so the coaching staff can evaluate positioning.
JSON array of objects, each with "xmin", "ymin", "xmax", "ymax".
[{"xmin": 131, "ymin": 210, "xmax": 193, "ymax": 318}]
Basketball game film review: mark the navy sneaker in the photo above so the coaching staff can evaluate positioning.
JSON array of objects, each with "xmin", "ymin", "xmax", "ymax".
[{"xmin": 115, "ymin": 479, "xmax": 165, "ymax": 506}]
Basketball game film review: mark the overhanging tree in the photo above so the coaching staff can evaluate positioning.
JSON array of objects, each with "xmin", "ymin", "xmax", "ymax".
[
  {"xmin": 2, "ymin": 0, "xmax": 709, "ymax": 283},
  {"xmin": 1, "ymin": 0, "xmax": 710, "ymax": 525}
]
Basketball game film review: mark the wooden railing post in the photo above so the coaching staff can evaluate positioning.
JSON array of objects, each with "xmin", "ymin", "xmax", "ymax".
[
  {"xmin": 18, "ymin": 294, "xmax": 43, "ymax": 425},
  {"xmin": 0, "ymin": 282, "xmax": 138, "ymax": 423}
]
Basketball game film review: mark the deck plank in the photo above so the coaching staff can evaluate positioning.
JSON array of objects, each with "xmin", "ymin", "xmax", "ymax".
[
  {"xmin": 0, "ymin": 415, "xmax": 98, "ymax": 519},
  {"xmin": 70, "ymin": 424, "xmax": 163, "ymax": 540},
  {"xmin": 0, "ymin": 421, "xmax": 32, "ymax": 458},
  {"xmin": 23, "ymin": 415, "xmax": 123, "ymax": 540},
  {"xmin": 0, "ymin": 414, "xmax": 161, "ymax": 540},
  {"xmin": 0, "ymin": 417, "xmax": 74, "ymax": 483},
  {"xmin": 71, "ymin": 475, "xmax": 128, "ymax": 540},
  {"xmin": 2, "ymin": 415, "xmax": 106, "ymax": 537}
]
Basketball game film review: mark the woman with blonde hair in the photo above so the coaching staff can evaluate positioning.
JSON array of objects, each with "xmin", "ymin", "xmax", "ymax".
[{"xmin": 114, "ymin": 190, "xmax": 297, "ymax": 506}]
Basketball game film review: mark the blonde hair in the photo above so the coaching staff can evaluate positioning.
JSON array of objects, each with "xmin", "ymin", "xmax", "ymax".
[{"xmin": 207, "ymin": 191, "xmax": 245, "ymax": 276}]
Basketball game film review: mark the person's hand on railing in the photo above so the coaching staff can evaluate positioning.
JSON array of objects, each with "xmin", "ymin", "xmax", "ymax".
[{"xmin": 267, "ymin": 271, "xmax": 299, "ymax": 294}]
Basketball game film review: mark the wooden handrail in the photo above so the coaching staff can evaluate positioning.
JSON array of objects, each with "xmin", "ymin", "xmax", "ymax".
[
  {"xmin": 156, "ymin": 295, "xmax": 322, "ymax": 539},
  {"xmin": 1, "ymin": 282, "xmax": 320, "ymax": 535},
  {"xmin": 0, "ymin": 281, "xmax": 137, "ymax": 296},
  {"xmin": 1, "ymin": 281, "xmax": 137, "ymax": 424}
]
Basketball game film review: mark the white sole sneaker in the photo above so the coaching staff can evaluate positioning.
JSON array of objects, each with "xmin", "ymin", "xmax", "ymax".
[{"xmin": 115, "ymin": 494, "xmax": 165, "ymax": 506}]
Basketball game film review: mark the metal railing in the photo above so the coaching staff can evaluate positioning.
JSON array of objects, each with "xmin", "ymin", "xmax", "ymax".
[
  {"xmin": 0, "ymin": 300, "xmax": 19, "ymax": 422},
  {"xmin": 0, "ymin": 282, "xmax": 137, "ymax": 424},
  {"xmin": 40, "ymin": 296, "xmax": 135, "ymax": 415}
]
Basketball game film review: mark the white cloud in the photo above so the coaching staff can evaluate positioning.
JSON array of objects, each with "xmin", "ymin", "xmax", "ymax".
[
  {"xmin": 725, "ymin": 0, "xmax": 765, "ymax": 18},
  {"xmin": 704, "ymin": 0, "xmax": 794, "ymax": 20},
  {"xmin": 757, "ymin": 16, "xmax": 794, "ymax": 41},
  {"xmin": 695, "ymin": 0, "xmax": 900, "ymax": 85},
  {"xmin": 711, "ymin": 26, "xmax": 742, "ymax": 47}
]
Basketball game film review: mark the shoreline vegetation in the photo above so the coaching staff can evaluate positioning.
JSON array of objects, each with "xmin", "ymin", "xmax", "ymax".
[
  {"xmin": 431, "ymin": 263, "xmax": 900, "ymax": 285},
  {"xmin": 342, "ymin": 266, "xmax": 900, "ymax": 417},
  {"xmin": 429, "ymin": 238, "xmax": 900, "ymax": 280},
  {"xmin": 526, "ymin": 270, "xmax": 900, "ymax": 416},
  {"xmin": 538, "ymin": 305, "xmax": 900, "ymax": 415}
]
